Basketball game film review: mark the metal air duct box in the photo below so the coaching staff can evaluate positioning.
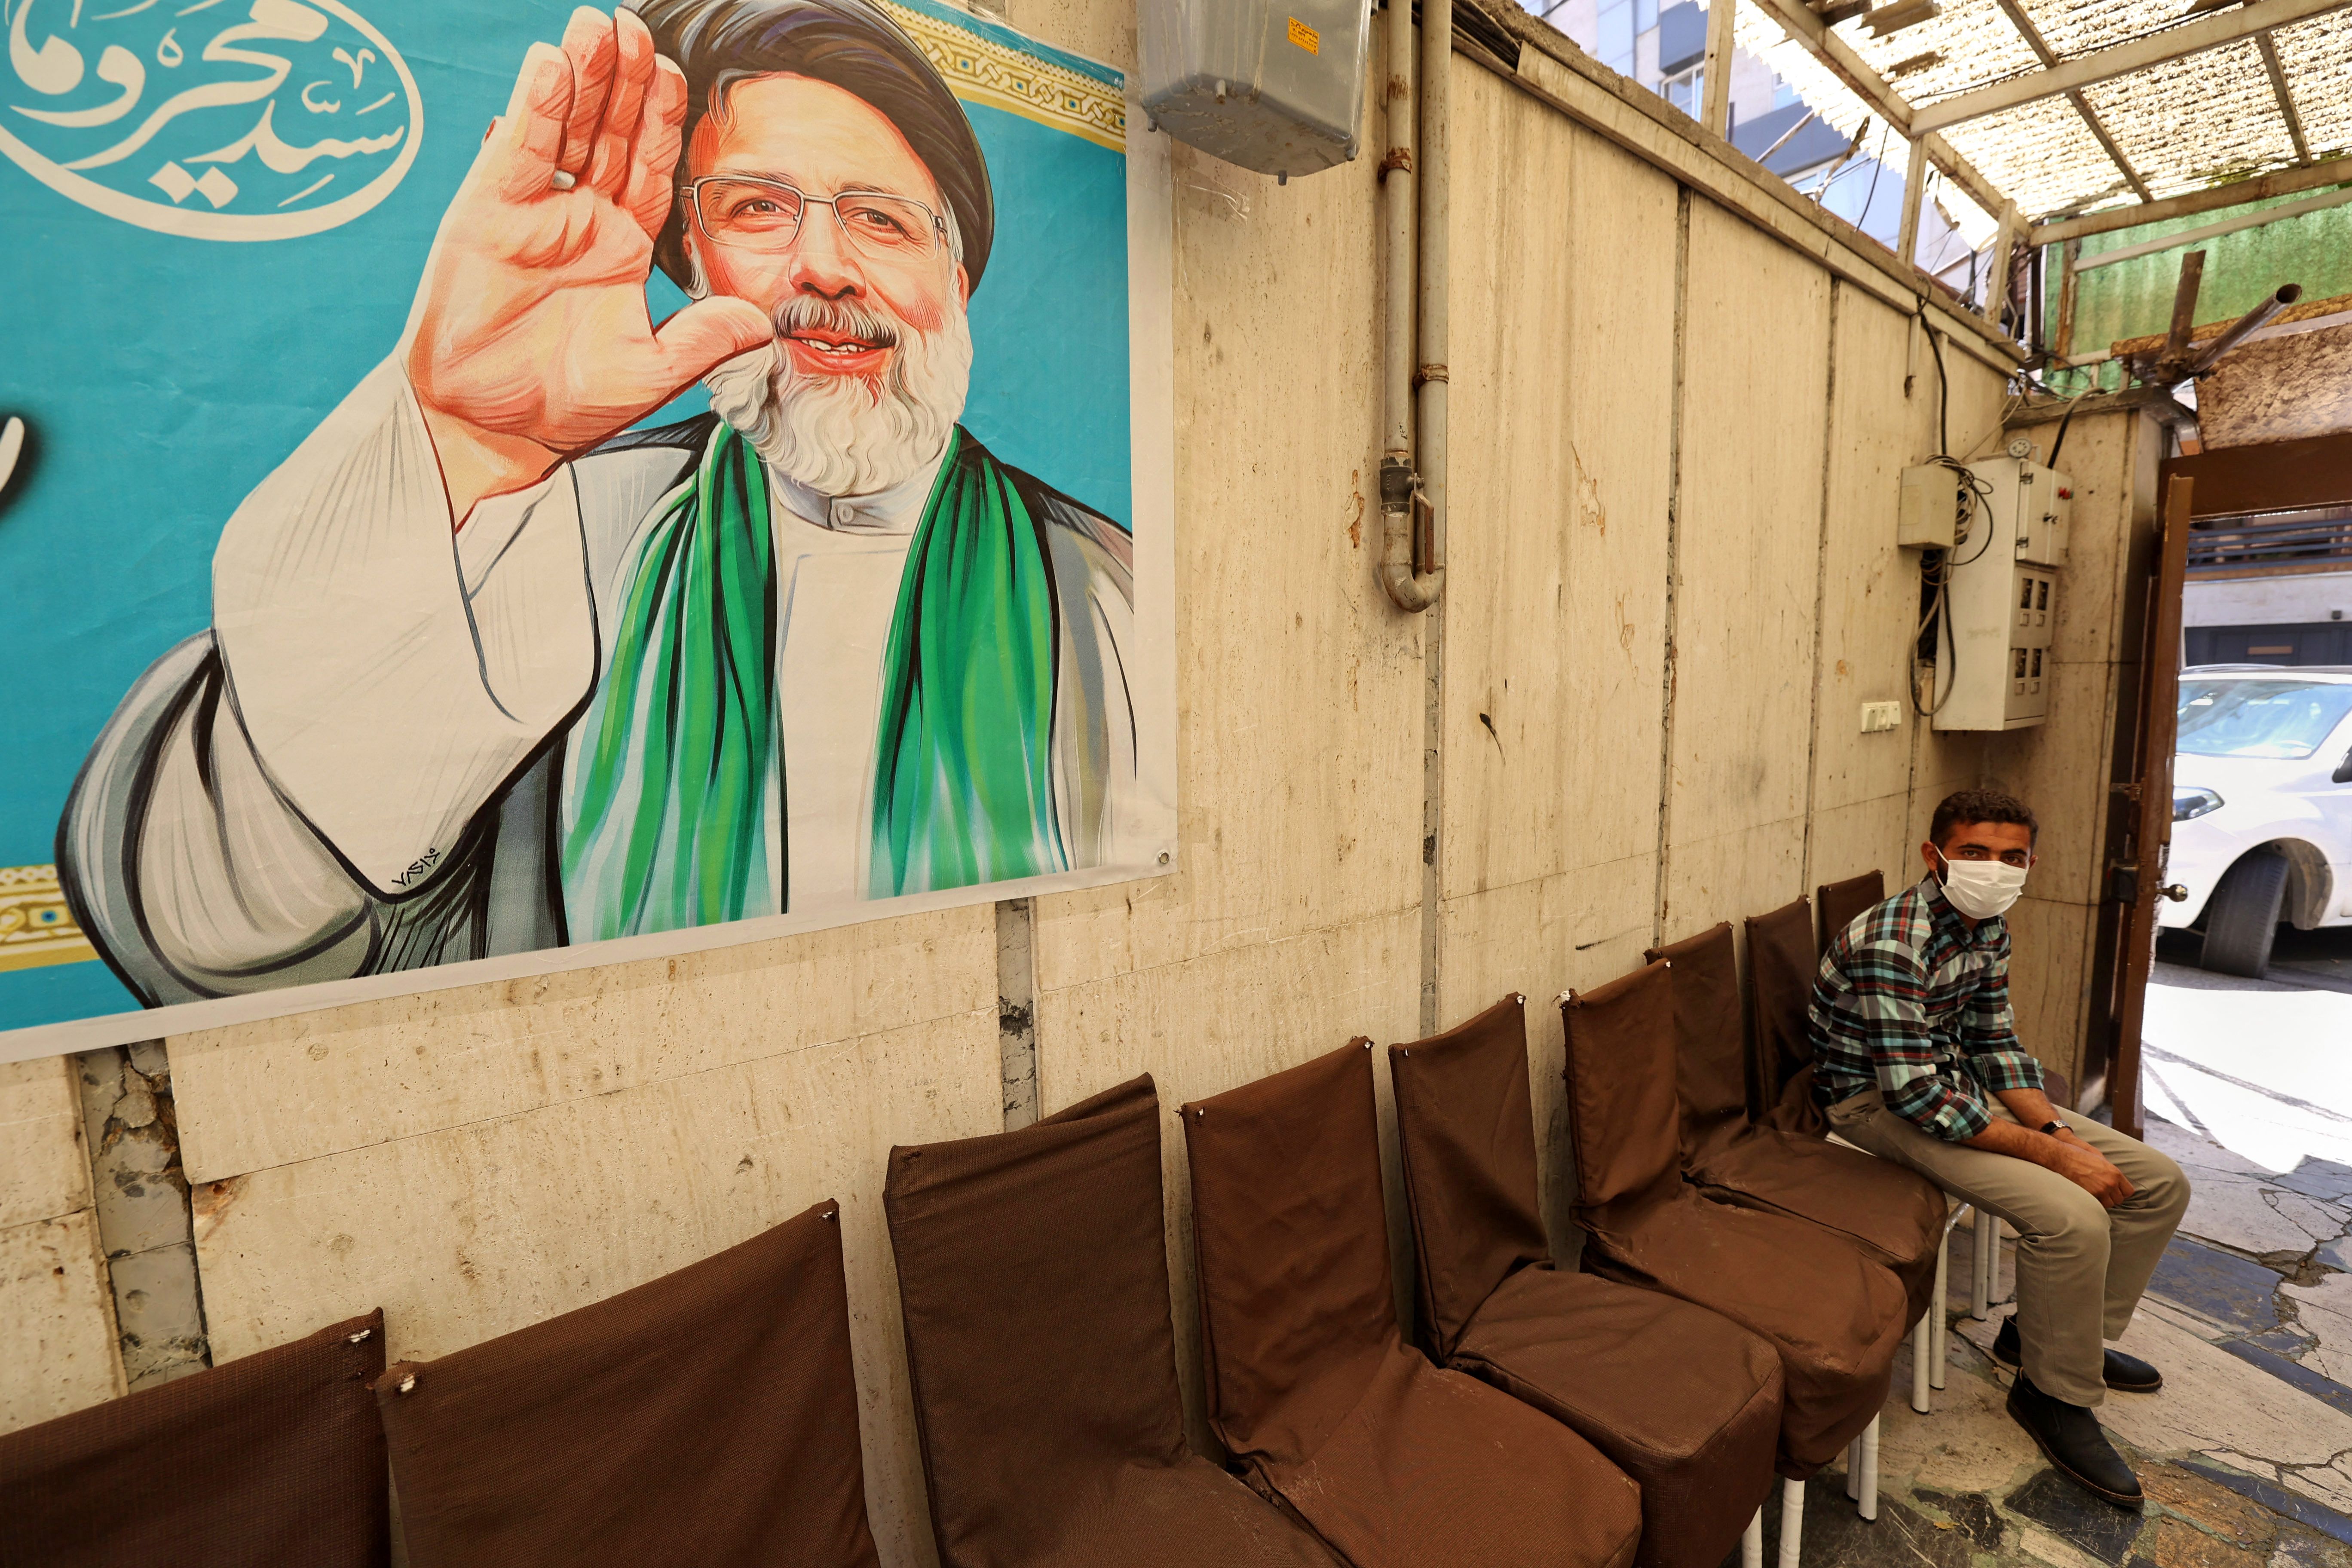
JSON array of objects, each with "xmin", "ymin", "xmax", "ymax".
[{"xmin": 1139, "ymin": 0, "xmax": 1372, "ymax": 178}]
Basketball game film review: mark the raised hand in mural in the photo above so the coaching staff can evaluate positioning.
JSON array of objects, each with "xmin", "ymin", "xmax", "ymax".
[{"xmin": 403, "ymin": 6, "xmax": 773, "ymax": 524}]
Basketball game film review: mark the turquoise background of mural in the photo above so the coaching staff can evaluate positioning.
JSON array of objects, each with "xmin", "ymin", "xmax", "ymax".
[{"xmin": 0, "ymin": 0, "xmax": 1130, "ymax": 1030}]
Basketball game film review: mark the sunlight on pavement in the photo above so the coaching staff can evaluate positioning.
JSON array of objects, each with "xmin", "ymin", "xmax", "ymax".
[{"xmin": 2141, "ymin": 971, "xmax": 2352, "ymax": 1174}]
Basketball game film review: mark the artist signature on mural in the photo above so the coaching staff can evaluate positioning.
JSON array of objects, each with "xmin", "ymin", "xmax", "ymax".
[{"xmin": 0, "ymin": 0, "xmax": 420, "ymax": 240}]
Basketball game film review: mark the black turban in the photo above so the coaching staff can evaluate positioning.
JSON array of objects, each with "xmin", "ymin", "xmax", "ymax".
[{"xmin": 631, "ymin": 0, "xmax": 995, "ymax": 291}]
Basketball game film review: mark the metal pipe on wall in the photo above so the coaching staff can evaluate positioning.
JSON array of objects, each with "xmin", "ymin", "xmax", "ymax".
[{"xmin": 1379, "ymin": 0, "xmax": 1447, "ymax": 612}]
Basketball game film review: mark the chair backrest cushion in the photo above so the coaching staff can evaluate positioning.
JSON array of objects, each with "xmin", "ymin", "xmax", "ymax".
[
  {"xmin": 1815, "ymin": 871, "xmax": 1887, "ymax": 959},
  {"xmin": 1645, "ymin": 921, "xmax": 1749, "ymax": 1164},
  {"xmin": 1389, "ymin": 994, "xmax": 1550, "ymax": 1362},
  {"xmin": 886, "ymin": 1075, "xmax": 1190, "ymax": 1560},
  {"xmin": 0, "ymin": 1309, "xmax": 388, "ymax": 1568},
  {"xmin": 1182, "ymin": 1041, "xmax": 1396, "ymax": 1466},
  {"xmin": 1747, "ymin": 896, "xmax": 1826, "ymax": 1137},
  {"xmin": 374, "ymin": 1202, "xmax": 879, "ymax": 1568},
  {"xmin": 1558, "ymin": 962, "xmax": 1683, "ymax": 1226}
]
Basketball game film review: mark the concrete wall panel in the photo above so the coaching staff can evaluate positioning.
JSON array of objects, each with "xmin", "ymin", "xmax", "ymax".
[
  {"xmin": 1030, "ymin": 126, "xmax": 1419, "ymax": 998},
  {"xmin": 1661, "ymin": 198, "xmax": 1831, "ymax": 934},
  {"xmin": 0, "ymin": 1057, "xmax": 89, "ymax": 1230},
  {"xmin": 0, "ymin": 1212, "xmax": 122, "ymax": 1433},
  {"xmin": 171, "ymin": 907, "xmax": 994, "ymax": 1182},
  {"xmin": 1812, "ymin": 290, "xmax": 1935, "ymax": 858},
  {"xmin": 1442, "ymin": 76, "xmax": 1680, "ymax": 901}
]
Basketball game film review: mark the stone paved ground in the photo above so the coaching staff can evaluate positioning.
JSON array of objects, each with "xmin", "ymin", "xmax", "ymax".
[{"xmin": 1746, "ymin": 936, "xmax": 2352, "ymax": 1568}]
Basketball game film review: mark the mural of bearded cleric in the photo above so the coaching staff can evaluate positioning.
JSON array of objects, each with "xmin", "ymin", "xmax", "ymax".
[{"xmin": 60, "ymin": 0, "xmax": 1146, "ymax": 1006}]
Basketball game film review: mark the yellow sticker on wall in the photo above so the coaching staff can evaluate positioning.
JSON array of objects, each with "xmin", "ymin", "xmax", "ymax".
[{"xmin": 1287, "ymin": 15, "xmax": 1321, "ymax": 53}]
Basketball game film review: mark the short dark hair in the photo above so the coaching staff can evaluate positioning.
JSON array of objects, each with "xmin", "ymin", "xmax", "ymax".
[
  {"xmin": 1931, "ymin": 788, "xmax": 2037, "ymax": 848},
  {"xmin": 631, "ymin": 0, "xmax": 995, "ymax": 293}
]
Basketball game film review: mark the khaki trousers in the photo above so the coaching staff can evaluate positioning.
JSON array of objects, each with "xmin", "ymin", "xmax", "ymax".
[{"xmin": 1825, "ymin": 1088, "xmax": 2190, "ymax": 1407}]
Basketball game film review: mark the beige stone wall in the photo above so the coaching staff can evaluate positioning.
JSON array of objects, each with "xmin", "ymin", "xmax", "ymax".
[
  {"xmin": 0, "ymin": 1057, "xmax": 122, "ymax": 1433},
  {"xmin": 0, "ymin": 3, "xmax": 2122, "ymax": 1559}
]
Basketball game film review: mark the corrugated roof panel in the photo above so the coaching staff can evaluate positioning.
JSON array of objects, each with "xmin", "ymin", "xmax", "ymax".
[
  {"xmin": 2023, "ymin": 0, "xmax": 2190, "ymax": 64},
  {"xmin": 1733, "ymin": 4, "xmax": 1876, "ymax": 138},
  {"xmin": 2080, "ymin": 43, "xmax": 2301, "ymax": 199},
  {"xmin": 2275, "ymin": 10, "xmax": 2352, "ymax": 157},
  {"xmin": 1940, "ymin": 92, "xmax": 2133, "ymax": 215},
  {"xmin": 1745, "ymin": 0, "xmax": 2348, "ymax": 220},
  {"xmin": 1837, "ymin": 0, "xmax": 2042, "ymax": 104}
]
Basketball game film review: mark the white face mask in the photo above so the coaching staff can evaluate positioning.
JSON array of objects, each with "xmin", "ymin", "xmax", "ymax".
[{"xmin": 1935, "ymin": 849, "xmax": 2028, "ymax": 920}]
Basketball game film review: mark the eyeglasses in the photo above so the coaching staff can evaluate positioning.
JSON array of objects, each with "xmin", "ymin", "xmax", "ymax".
[{"xmin": 680, "ymin": 175, "xmax": 947, "ymax": 259}]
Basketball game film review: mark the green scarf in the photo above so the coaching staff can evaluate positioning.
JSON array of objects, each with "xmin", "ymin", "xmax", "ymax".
[{"xmin": 560, "ymin": 424, "xmax": 1063, "ymax": 942}]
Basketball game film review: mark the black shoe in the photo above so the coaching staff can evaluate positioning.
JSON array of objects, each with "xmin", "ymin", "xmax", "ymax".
[
  {"xmin": 2007, "ymin": 1374, "xmax": 2145, "ymax": 1509},
  {"xmin": 1990, "ymin": 1317, "xmax": 2165, "ymax": 1393}
]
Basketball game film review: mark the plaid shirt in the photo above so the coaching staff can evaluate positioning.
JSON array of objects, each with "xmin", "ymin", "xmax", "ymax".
[{"xmin": 1808, "ymin": 873, "xmax": 2045, "ymax": 1142}]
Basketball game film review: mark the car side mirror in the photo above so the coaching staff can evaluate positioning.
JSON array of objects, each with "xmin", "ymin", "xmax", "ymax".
[{"xmin": 2336, "ymin": 745, "xmax": 2352, "ymax": 785}]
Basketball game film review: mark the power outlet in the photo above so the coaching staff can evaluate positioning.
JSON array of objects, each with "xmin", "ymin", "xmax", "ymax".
[{"xmin": 1860, "ymin": 701, "xmax": 1902, "ymax": 734}]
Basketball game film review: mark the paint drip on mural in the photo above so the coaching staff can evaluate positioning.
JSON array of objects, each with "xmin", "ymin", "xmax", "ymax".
[{"xmin": 0, "ymin": 0, "xmax": 1171, "ymax": 1046}]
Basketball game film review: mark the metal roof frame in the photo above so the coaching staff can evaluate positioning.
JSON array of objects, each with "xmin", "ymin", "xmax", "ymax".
[
  {"xmin": 1746, "ymin": 0, "xmax": 2352, "ymax": 288},
  {"xmin": 2033, "ymin": 153, "xmax": 2352, "ymax": 244},
  {"xmin": 1908, "ymin": 0, "xmax": 2352, "ymax": 135}
]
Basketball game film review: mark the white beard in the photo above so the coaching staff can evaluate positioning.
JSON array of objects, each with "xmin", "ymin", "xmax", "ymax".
[{"xmin": 703, "ymin": 298, "xmax": 973, "ymax": 499}]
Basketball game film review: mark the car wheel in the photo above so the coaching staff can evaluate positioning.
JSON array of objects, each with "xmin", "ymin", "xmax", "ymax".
[{"xmin": 2201, "ymin": 851, "xmax": 2289, "ymax": 978}]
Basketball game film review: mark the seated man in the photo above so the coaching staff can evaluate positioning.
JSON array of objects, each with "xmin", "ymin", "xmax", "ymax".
[{"xmin": 1811, "ymin": 788, "xmax": 2190, "ymax": 1510}]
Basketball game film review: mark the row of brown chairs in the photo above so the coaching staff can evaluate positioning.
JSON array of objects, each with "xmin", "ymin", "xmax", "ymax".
[
  {"xmin": 0, "ymin": 1202, "xmax": 879, "ymax": 1568},
  {"xmin": 0, "ymin": 873, "xmax": 1917, "ymax": 1568}
]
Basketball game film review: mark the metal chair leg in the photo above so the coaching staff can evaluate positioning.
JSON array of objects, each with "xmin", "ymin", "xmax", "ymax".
[
  {"xmin": 1988, "ymin": 1215, "xmax": 2006, "ymax": 1307},
  {"xmin": 1778, "ymin": 1477, "xmax": 1805, "ymax": 1568},
  {"xmin": 1743, "ymin": 1506, "xmax": 1764, "ymax": 1568},
  {"xmin": 1858, "ymin": 1415, "xmax": 1880, "ymax": 1522},
  {"xmin": 1930, "ymin": 1223, "xmax": 1950, "ymax": 1390},
  {"xmin": 1845, "ymin": 1436, "xmax": 1861, "ymax": 1500},
  {"xmin": 1911, "ymin": 1306, "xmax": 1933, "ymax": 1413},
  {"xmin": 1971, "ymin": 1210, "xmax": 1992, "ymax": 1321}
]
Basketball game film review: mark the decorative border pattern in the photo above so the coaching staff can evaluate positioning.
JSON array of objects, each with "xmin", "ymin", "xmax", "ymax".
[
  {"xmin": 883, "ymin": 0, "xmax": 1127, "ymax": 153},
  {"xmin": 0, "ymin": 865, "xmax": 98, "ymax": 974}
]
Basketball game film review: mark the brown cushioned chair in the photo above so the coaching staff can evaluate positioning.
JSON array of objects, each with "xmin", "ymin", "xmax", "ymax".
[
  {"xmin": 1651, "ymin": 919, "xmax": 1946, "ymax": 1329},
  {"xmin": 1749, "ymin": 873, "xmax": 1883, "ymax": 1134},
  {"xmin": 1749, "ymin": 897, "xmax": 1831, "ymax": 1136},
  {"xmin": 373, "ymin": 1201, "xmax": 879, "ymax": 1568},
  {"xmin": 1184, "ymin": 1040, "xmax": 1644, "ymax": 1568},
  {"xmin": 885, "ymin": 1073, "xmax": 1339, "ymax": 1568},
  {"xmin": 1816, "ymin": 871, "xmax": 1888, "ymax": 959},
  {"xmin": 1389, "ymin": 994, "xmax": 1781, "ymax": 1568},
  {"xmin": 0, "ymin": 1308, "xmax": 388, "ymax": 1568},
  {"xmin": 1559, "ymin": 964, "xmax": 1910, "ymax": 1479}
]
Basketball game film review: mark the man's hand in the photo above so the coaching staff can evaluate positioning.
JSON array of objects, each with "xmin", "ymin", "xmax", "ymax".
[
  {"xmin": 403, "ymin": 7, "xmax": 774, "ymax": 524},
  {"xmin": 1963, "ymin": 1116, "xmax": 2137, "ymax": 1208},
  {"xmin": 2046, "ymin": 1136, "xmax": 2135, "ymax": 1208}
]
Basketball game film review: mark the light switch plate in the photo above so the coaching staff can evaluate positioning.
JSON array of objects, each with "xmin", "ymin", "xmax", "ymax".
[{"xmin": 1860, "ymin": 701, "xmax": 1902, "ymax": 734}]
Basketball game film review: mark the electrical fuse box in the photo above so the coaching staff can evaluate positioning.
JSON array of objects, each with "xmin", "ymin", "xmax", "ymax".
[
  {"xmin": 1929, "ymin": 458, "xmax": 2072, "ymax": 732},
  {"xmin": 1139, "ymin": 0, "xmax": 1372, "ymax": 177}
]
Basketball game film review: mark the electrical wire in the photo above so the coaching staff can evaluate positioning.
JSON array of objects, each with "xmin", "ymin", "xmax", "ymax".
[
  {"xmin": 1904, "ymin": 311, "xmax": 1991, "ymax": 720},
  {"xmin": 1856, "ymin": 120, "xmax": 1890, "ymax": 231},
  {"xmin": 2048, "ymin": 383, "xmax": 2096, "ymax": 469}
]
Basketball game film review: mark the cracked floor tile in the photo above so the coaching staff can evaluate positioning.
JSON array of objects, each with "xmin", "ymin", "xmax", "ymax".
[
  {"xmin": 2282, "ymin": 1276, "xmax": 2352, "ymax": 1388},
  {"xmin": 2184, "ymin": 1176, "xmax": 2345, "ymax": 1259}
]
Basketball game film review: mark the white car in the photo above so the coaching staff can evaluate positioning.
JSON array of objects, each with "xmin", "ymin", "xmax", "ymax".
[{"xmin": 2165, "ymin": 666, "xmax": 2352, "ymax": 975}]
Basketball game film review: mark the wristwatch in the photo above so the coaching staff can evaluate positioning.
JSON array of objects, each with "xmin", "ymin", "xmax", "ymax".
[{"xmin": 2039, "ymin": 1119, "xmax": 2066, "ymax": 1136}]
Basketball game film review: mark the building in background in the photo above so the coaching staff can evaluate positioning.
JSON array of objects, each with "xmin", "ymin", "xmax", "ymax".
[{"xmin": 1520, "ymin": 0, "xmax": 1978, "ymax": 289}]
